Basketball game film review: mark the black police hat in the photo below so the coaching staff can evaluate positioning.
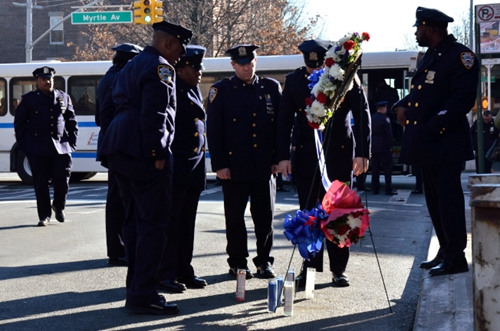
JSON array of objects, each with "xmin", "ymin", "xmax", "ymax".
[
  {"xmin": 176, "ymin": 45, "xmax": 206, "ymax": 70},
  {"xmin": 225, "ymin": 44, "xmax": 259, "ymax": 64},
  {"xmin": 375, "ymin": 100, "xmax": 389, "ymax": 107},
  {"xmin": 413, "ymin": 6, "xmax": 454, "ymax": 28},
  {"xmin": 152, "ymin": 21, "xmax": 193, "ymax": 50},
  {"xmin": 33, "ymin": 66, "xmax": 55, "ymax": 79},
  {"xmin": 298, "ymin": 39, "xmax": 333, "ymax": 68},
  {"xmin": 111, "ymin": 43, "xmax": 143, "ymax": 54}
]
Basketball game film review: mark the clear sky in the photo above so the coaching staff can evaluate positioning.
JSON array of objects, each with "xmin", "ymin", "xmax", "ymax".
[{"xmin": 302, "ymin": 0, "xmax": 495, "ymax": 52}]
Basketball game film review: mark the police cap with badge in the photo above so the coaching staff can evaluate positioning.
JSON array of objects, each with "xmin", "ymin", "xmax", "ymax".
[
  {"xmin": 176, "ymin": 45, "xmax": 206, "ymax": 70},
  {"xmin": 375, "ymin": 100, "xmax": 389, "ymax": 108},
  {"xmin": 298, "ymin": 39, "xmax": 333, "ymax": 69},
  {"xmin": 33, "ymin": 66, "xmax": 55, "ymax": 79},
  {"xmin": 152, "ymin": 21, "xmax": 193, "ymax": 54},
  {"xmin": 413, "ymin": 6, "xmax": 454, "ymax": 28},
  {"xmin": 225, "ymin": 44, "xmax": 259, "ymax": 64}
]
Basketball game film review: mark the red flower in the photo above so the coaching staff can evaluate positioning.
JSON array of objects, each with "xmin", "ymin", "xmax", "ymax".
[
  {"xmin": 361, "ymin": 32, "xmax": 370, "ymax": 41},
  {"xmin": 343, "ymin": 40, "xmax": 356, "ymax": 50},
  {"xmin": 336, "ymin": 224, "xmax": 351, "ymax": 236},
  {"xmin": 308, "ymin": 121, "xmax": 320, "ymax": 129},
  {"xmin": 316, "ymin": 92, "xmax": 327, "ymax": 104},
  {"xmin": 325, "ymin": 57, "xmax": 335, "ymax": 67},
  {"xmin": 305, "ymin": 96, "xmax": 314, "ymax": 106}
]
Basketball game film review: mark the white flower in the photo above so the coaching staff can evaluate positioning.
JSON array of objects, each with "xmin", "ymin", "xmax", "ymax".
[
  {"xmin": 329, "ymin": 64, "xmax": 345, "ymax": 81},
  {"xmin": 309, "ymin": 100, "xmax": 327, "ymax": 117}
]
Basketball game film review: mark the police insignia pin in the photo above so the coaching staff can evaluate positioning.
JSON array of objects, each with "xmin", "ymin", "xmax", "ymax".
[
  {"xmin": 460, "ymin": 52, "xmax": 475, "ymax": 69},
  {"xmin": 209, "ymin": 87, "xmax": 218, "ymax": 103},
  {"xmin": 158, "ymin": 64, "xmax": 174, "ymax": 85}
]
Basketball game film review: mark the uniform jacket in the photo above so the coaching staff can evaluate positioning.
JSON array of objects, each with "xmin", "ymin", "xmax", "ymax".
[
  {"xmin": 395, "ymin": 34, "xmax": 478, "ymax": 165},
  {"xmin": 371, "ymin": 112, "xmax": 393, "ymax": 154},
  {"xmin": 99, "ymin": 46, "xmax": 176, "ymax": 163},
  {"xmin": 14, "ymin": 88, "xmax": 78, "ymax": 156},
  {"xmin": 276, "ymin": 66, "xmax": 371, "ymax": 181},
  {"xmin": 95, "ymin": 65, "xmax": 120, "ymax": 164},
  {"xmin": 206, "ymin": 74, "xmax": 282, "ymax": 182},
  {"xmin": 470, "ymin": 118, "xmax": 500, "ymax": 152},
  {"xmin": 172, "ymin": 77, "xmax": 206, "ymax": 191}
]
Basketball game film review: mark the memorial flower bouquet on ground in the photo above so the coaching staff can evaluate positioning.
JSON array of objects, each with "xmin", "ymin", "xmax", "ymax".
[
  {"xmin": 305, "ymin": 31, "xmax": 370, "ymax": 130},
  {"xmin": 320, "ymin": 180, "xmax": 370, "ymax": 248},
  {"xmin": 283, "ymin": 206, "xmax": 328, "ymax": 259}
]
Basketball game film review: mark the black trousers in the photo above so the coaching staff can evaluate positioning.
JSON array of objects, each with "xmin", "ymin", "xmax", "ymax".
[
  {"xmin": 105, "ymin": 169, "xmax": 126, "ymax": 259},
  {"xmin": 294, "ymin": 172, "xmax": 349, "ymax": 275},
  {"xmin": 371, "ymin": 151, "xmax": 393, "ymax": 193},
  {"xmin": 221, "ymin": 176, "xmax": 275, "ymax": 269},
  {"xmin": 107, "ymin": 153, "xmax": 172, "ymax": 306},
  {"xmin": 27, "ymin": 153, "xmax": 71, "ymax": 221},
  {"xmin": 160, "ymin": 183, "xmax": 202, "ymax": 280},
  {"xmin": 421, "ymin": 162, "xmax": 467, "ymax": 262}
]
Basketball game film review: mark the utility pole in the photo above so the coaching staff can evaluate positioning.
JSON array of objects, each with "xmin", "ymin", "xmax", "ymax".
[{"xmin": 13, "ymin": 0, "xmax": 101, "ymax": 63}]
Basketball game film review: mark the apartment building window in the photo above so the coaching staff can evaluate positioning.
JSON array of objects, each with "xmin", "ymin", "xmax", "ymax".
[{"xmin": 49, "ymin": 12, "xmax": 64, "ymax": 45}]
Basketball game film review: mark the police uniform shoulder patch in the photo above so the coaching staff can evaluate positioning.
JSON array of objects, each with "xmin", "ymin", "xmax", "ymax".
[
  {"xmin": 385, "ymin": 117, "xmax": 391, "ymax": 124},
  {"xmin": 209, "ymin": 87, "xmax": 218, "ymax": 103},
  {"xmin": 157, "ymin": 64, "xmax": 174, "ymax": 85},
  {"xmin": 460, "ymin": 52, "xmax": 475, "ymax": 69}
]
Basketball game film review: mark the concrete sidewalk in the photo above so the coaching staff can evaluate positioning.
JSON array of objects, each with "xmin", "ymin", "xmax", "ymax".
[{"xmin": 413, "ymin": 175, "xmax": 474, "ymax": 331}]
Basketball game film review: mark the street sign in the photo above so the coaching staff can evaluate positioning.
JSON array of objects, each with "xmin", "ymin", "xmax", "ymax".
[
  {"xmin": 71, "ymin": 11, "xmax": 133, "ymax": 24},
  {"xmin": 476, "ymin": 4, "xmax": 500, "ymax": 23},
  {"xmin": 481, "ymin": 76, "xmax": 497, "ymax": 83}
]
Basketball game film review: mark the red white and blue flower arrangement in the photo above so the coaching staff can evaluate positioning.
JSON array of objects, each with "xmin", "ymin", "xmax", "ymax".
[
  {"xmin": 305, "ymin": 31, "xmax": 370, "ymax": 130},
  {"xmin": 284, "ymin": 180, "xmax": 370, "ymax": 258}
]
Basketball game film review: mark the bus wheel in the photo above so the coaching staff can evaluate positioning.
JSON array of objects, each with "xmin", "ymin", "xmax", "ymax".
[
  {"xmin": 70, "ymin": 172, "xmax": 97, "ymax": 182},
  {"xmin": 15, "ymin": 150, "xmax": 33, "ymax": 185}
]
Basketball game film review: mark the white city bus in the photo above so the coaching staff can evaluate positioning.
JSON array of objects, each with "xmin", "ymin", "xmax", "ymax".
[{"xmin": 0, "ymin": 51, "xmax": 421, "ymax": 183}]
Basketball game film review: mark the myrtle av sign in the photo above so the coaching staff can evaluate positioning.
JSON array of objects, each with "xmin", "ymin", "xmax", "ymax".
[{"xmin": 71, "ymin": 11, "xmax": 133, "ymax": 24}]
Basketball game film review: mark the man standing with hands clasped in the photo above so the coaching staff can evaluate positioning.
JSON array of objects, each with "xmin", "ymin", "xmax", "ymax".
[
  {"xmin": 206, "ymin": 44, "xmax": 282, "ymax": 280},
  {"xmin": 395, "ymin": 7, "xmax": 479, "ymax": 276}
]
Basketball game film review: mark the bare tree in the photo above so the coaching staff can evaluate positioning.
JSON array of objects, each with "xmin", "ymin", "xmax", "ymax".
[{"xmin": 70, "ymin": 0, "xmax": 320, "ymax": 60}]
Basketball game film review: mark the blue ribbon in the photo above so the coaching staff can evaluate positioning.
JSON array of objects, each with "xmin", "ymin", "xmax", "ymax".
[{"xmin": 283, "ymin": 206, "xmax": 328, "ymax": 260}]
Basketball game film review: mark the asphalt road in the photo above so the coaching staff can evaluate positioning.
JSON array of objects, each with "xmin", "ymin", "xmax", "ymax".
[{"xmin": 0, "ymin": 173, "xmax": 433, "ymax": 330}]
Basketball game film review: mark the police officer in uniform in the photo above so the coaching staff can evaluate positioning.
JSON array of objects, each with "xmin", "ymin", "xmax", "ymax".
[
  {"xmin": 99, "ymin": 21, "xmax": 192, "ymax": 315},
  {"xmin": 95, "ymin": 43, "xmax": 143, "ymax": 267},
  {"xmin": 206, "ymin": 44, "xmax": 281, "ymax": 279},
  {"xmin": 370, "ymin": 100, "xmax": 396, "ymax": 195},
  {"xmin": 395, "ymin": 7, "xmax": 479, "ymax": 276},
  {"xmin": 159, "ymin": 45, "xmax": 208, "ymax": 292},
  {"xmin": 277, "ymin": 39, "xmax": 371, "ymax": 287},
  {"xmin": 470, "ymin": 110, "xmax": 500, "ymax": 173},
  {"xmin": 14, "ymin": 66, "xmax": 78, "ymax": 226}
]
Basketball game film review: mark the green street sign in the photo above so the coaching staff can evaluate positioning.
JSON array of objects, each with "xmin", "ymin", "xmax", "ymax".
[
  {"xmin": 481, "ymin": 76, "xmax": 496, "ymax": 83},
  {"xmin": 71, "ymin": 11, "xmax": 133, "ymax": 24}
]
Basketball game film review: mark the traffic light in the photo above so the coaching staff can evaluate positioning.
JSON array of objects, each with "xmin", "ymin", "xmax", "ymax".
[
  {"xmin": 133, "ymin": 0, "xmax": 152, "ymax": 25},
  {"xmin": 482, "ymin": 96, "xmax": 489, "ymax": 110},
  {"xmin": 152, "ymin": 0, "xmax": 164, "ymax": 23}
]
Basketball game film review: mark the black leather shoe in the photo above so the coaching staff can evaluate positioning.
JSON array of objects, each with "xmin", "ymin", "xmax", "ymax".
[
  {"xmin": 411, "ymin": 190, "xmax": 423, "ymax": 194},
  {"xmin": 257, "ymin": 263, "xmax": 276, "ymax": 279},
  {"xmin": 277, "ymin": 186, "xmax": 290, "ymax": 192},
  {"xmin": 108, "ymin": 257, "xmax": 127, "ymax": 267},
  {"xmin": 385, "ymin": 190, "xmax": 398, "ymax": 195},
  {"xmin": 419, "ymin": 256, "xmax": 443, "ymax": 269},
  {"xmin": 177, "ymin": 276, "xmax": 207, "ymax": 288},
  {"xmin": 37, "ymin": 218, "xmax": 50, "ymax": 226},
  {"xmin": 126, "ymin": 295, "xmax": 179, "ymax": 315},
  {"xmin": 332, "ymin": 273, "xmax": 350, "ymax": 287},
  {"xmin": 51, "ymin": 205, "xmax": 65, "ymax": 223},
  {"xmin": 429, "ymin": 260, "xmax": 469, "ymax": 276},
  {"xmin": 229, "ymin": 267, "xmax": 253, "ymax": 279},
  {"xmin": 372, "ymin": 191, "xmax": 379, "ymax": 195},
  {"xmin": 296, "ymin": 271, "xmax": 306, "ymax": 288},
  {"xmin": 158, "ymin": 279, "xmax": 187, "ymax": 293}
]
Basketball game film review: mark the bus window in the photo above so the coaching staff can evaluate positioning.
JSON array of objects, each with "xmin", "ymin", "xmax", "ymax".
[
  {"xmin": 10, "ymin": 76, "xmax": 65, "ymax": 116},
  {"xmin": 0, "ymin": 79, "xmax": 6, "ymax": 116},
  {"xmin": 68, "ymin": 76, "xmax": 100, "ymax": 116}
]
